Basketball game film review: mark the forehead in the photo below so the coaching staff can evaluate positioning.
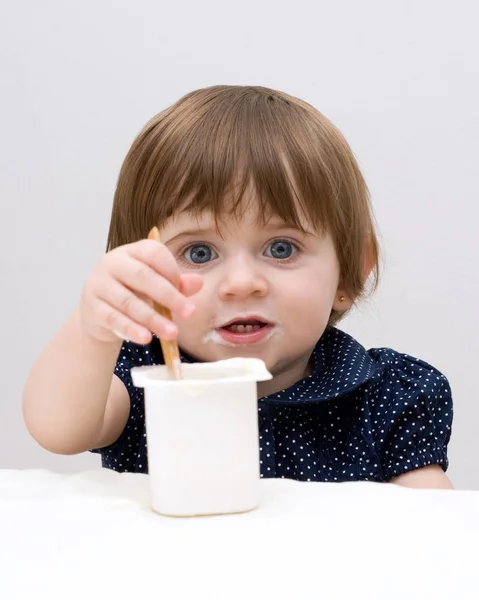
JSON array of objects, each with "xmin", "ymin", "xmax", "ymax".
[
  {"xmin": 161, "ymin": 205, "xmax": 312, "ymax": 237},
  {"xmin": 162, "ymin": 183, "xmax": 317, "ymax": 234}
]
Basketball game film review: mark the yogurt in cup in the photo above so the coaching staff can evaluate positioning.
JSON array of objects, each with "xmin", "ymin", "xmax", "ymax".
[{"xmin": 131, "ymin": 358, "xmax": 272, "ymax": 517}]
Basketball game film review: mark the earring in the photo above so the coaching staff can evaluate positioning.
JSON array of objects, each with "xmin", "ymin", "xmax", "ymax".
[{"xmin": 339, "ymin": 296, "xmax": 346, "ymax": 302}]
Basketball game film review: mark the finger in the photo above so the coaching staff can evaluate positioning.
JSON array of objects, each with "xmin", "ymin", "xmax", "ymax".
[
  {"xmin": 96, "ymin": 300, "xmax": 153, "ymax": 345},
  {"xmin": 179, "ymin": 273, "xmax": 204, "ymax": 297},
  {"xmin": 136, "ymin": 290, "xmax": 153, "ymax": 308},
  {"xmin": 111, "ymin": 255, "xmax": 195, "ymax": 319},
  {"xmin": 97, "ymin": 280, "xmax": 178, "ymax": 340},
  {"xmin": 127, "ymin": 239, "xmax": 182, "ymax": 288}
]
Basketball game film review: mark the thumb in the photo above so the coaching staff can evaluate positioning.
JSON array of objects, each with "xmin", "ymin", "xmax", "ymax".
[{"xmin": 179, "ymin": 273, "xmax": 204, "ymax": 297}]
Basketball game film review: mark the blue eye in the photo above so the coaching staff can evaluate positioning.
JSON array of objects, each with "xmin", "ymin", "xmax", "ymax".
[
  {"xmin": 184, "ymin": 244, "xmax": 216, "ymax": 264},
  {"xmin": 265, "ymin": 240, "xmax": 296, "ymax": 260}
]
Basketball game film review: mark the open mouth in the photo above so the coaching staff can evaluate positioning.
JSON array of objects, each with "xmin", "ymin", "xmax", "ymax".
[
  {"xmin": 215, "ymin": 317, "xmax": 275, "ymax": 345},
  {"xmin": 221, "ymin": 318, "xmax": 269, "ymax": 334}
]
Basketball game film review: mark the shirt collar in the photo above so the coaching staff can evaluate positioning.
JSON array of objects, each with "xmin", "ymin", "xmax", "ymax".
[{"xmin": 258, "ymin": 327, "xmax": 378, "ymax": 404}]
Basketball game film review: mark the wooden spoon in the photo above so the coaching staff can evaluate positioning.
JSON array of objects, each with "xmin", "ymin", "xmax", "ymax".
[{"xmin": 147, "ymin": 227, "xmax": 183, "ymax": 380}]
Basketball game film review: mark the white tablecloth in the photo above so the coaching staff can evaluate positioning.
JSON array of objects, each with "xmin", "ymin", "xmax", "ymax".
[{"xmin": 1, "ymin": 469, "xmax": 478, "ymax": 599}]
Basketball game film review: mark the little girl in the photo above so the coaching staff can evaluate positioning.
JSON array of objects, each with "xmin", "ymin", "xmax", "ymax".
[{"xmin": 23, "ymin": 85, "xmax": 453, "ymax": 489}]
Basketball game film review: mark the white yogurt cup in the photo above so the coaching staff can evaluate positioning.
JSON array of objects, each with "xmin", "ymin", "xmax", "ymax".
[{"xmin": 131, "ymin": 358, "xmax": 272, "ymax": 517}]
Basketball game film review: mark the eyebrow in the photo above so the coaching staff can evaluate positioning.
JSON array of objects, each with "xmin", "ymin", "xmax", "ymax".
[
  {"xmin": 164, "ymin": 228, "xmax": 217, "ymax": 244},
  {"xmin": 164, "ymin": 223, "xmax": 316, "ymax": 245},
  {"xmin": 263, "ymin": 222, "xmax": 305, "ymax": 231},
  {"xmin": 262, "ymin": 222, "xmax": 317, "ymax": 237}
]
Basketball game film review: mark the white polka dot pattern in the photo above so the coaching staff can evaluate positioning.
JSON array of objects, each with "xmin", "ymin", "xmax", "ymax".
[{"xmin": 91, "ymin": 327, "xmax": 453, "ymax": 483}]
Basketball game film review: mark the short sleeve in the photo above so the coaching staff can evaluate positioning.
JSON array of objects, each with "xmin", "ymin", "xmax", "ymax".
[
  {"xmin": 90, "ymin": 340, "xmax": 152, "ymax": 472},
  {"xmin": 367, "ymin": 349, "xmax": 453, "ymax": 481}
]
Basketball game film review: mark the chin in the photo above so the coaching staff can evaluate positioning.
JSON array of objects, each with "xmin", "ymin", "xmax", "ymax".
[
  {"xmin": 213, "ymin": 344, "xmax": 269, "ymax": 361},
  {"xmin": 185, "ymin": 341, "xmax": 270, "ymax": 364}
]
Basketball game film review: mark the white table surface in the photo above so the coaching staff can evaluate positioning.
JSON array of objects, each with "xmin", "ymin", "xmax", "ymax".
[{"xmin": 1, "ymin": 469, "xmax": 479, "ymax": 599}]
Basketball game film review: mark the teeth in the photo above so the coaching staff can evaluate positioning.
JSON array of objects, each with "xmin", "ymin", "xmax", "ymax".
[{"xmin": 229, "ymin": 324, "xmax": 262, "ymax": 333}]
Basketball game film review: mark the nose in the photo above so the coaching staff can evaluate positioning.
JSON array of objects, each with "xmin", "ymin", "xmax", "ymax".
[{"xmin": 218, "ymin": 255, "xmax": 268, "ymax": 300}]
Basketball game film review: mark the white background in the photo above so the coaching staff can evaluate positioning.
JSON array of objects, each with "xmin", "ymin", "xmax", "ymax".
[{"xmin": 1, "ymin": 0, "xmax": 478, "ymax": 487}]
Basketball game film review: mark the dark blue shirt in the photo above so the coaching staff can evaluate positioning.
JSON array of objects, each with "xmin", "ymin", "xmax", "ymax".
[{"xmin": 92, "ymin": 327, "xmax": 453, "ymax": 482}]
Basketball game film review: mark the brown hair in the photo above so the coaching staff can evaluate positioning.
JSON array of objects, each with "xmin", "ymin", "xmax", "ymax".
[{"xmin": 107, "ymin": 85, "xmax": 379, "ymax": 324}]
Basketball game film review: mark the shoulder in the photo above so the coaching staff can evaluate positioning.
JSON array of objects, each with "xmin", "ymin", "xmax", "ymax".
[
  {"xmin": 290, "ymin": 327, "xmax": 452, "ymax": 405},
  {"xmin": 365, "ymin": 346, "xmax": 453, "ymax": 480},
  {"xmin": 318, "ymin": 329, "xmax": 453, "ymax": 480},
  {"xmin": 314, "ymin": 327, "xmax": 450, "ymax": 401},
  {"xmin": 320, "ymin": 328, "xmax": 453, "ymax": 416},
  {"xmin": 366, "ymin": 346, "xmax": 452, "ymax": 406}
]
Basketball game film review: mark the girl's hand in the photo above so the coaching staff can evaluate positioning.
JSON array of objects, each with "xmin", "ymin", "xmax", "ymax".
[{"xmin": 79, "ymin": 239, "xmax": 203, "ymax": 345}]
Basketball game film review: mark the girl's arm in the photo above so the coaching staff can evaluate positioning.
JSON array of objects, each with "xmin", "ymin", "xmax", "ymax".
[
  {"xmin": 23, "ymin": 308, "xmax": 130, "ymax": 454},
  {"xmin": 392, "ymin": 466, "xmax": 454, "ymax": 489},
  {"xmin": 22, "ymin": 239, "xmax": 201, "ymax": 456}
]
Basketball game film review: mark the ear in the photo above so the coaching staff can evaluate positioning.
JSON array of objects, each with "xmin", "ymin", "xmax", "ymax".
[
  {"xmin": 333, "ymin": 237, "xmax": 377, "ymax": 312},
  {"xmin": 332, "ymin": 290, "xmax": 354, "ymax": 312}
]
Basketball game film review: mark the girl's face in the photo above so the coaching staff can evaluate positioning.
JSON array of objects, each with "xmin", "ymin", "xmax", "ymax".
[{"xmin": 161, "ymin": 207, "xmax": 350, "ymax": 396}]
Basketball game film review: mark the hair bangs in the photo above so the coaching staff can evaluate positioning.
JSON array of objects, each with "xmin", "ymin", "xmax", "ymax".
[{"xmin": 142, "ymin": 88, "xmax": 336, "ymax": 234}]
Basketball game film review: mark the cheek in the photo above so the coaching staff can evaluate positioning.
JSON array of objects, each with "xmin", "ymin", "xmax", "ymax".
[
  {"xmin": 173, "ymin": 284, "xmax": 211, "ymax": 344},
  {"xmin": 281, "ymin": 286, "xmax": 332, "ymax": 325},
  {"xmin": 175, "ymin": 313, "xmax": 203, "ymax": 353},
  {"xmin": 277, "ymin": 265, "xmax": 338, "ymax": 329},
  {"xmin": 281, "ymin": 265, "xmax": 338, "ymax": 305}
]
